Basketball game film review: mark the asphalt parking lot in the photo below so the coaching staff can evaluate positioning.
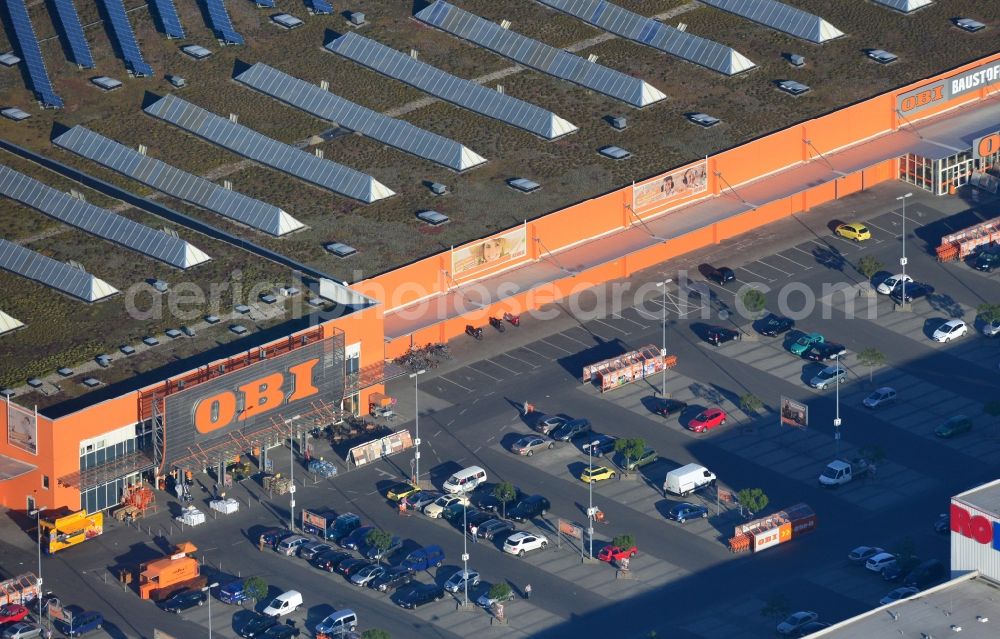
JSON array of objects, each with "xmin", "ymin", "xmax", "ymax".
[{"xmin": 9, "ymin": 182, "xmax": 1000, "ymax": 639}]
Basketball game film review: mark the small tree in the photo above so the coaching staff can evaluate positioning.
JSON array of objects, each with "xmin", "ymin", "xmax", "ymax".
[
  {"xmin": 488, "ymin": 582, "xmax": 512, "ymax": 602},
  {"xmin": 857, "ymin": 347, "xmax": 886, "ymax": 383},
  {"xmin": 892, "ymin": 536, "xmax": 918, "ymax": 572},
  {"xmin": 362, "ymin": 631, "xmax": 391, "ymax": 639},
  {"xmin": 858, "ymin": 445, "xmax": 886, "ymax": 466},
  {"xmin": 366, "ymin": 529, "xmax": 393, "ymax": 563},
  {"xmin": 737, "ymin": 488, "xmax": 769, "ymax": 517},
  {"xmin": 740, "ymin": 288, "xmax": 767, "ymax": 315},
  {"xmin": 857, "ymin": 255, "xmax": 884, "ymax": 281},
  {"xmin": 493, "ymin": 481, "xmax": 517, "ymax": 519},
  {"xmin": 243, "ymin": 575, "xmax": 267, "ymax": 605},
  {"xmin": 977, "ymin": 303, "xmax": 1000, "ymax": 325},
  {"xmin": 760, "ymin": 594, "xmax": 790, "ymax": 620},
  {"xmin": 614, "ymin": 438, "xmax": 646, "ymax": 471},
  {"xmin": 739, "ymin": 393, "xmax": 763, "ymax": 417},
  {"xmin": 612, "ymin": 533, "xmax": 636, "ymax": 550}
]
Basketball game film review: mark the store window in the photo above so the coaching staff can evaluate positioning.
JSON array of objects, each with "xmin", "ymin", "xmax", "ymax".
[{"xmin": 42, "ymin": 475, "xmax": 49, "ymax": 490}]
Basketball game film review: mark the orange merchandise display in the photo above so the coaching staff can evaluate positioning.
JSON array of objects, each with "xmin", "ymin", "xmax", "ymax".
[
  {"xmin": 39, "ymin": 509, "xmax": 103, "ymax": 554},
  {"xmin": 582, "ymin": 346, "xmax": 678, "ymax": 393},
  {"xmin": 0, "ymin": 574, "xmax": 40, "ymax": 607},
  {"xmin": 728, "ymin": 504, "xmax": 816, "ymax": 554},
  {"xmin": 114, "ymin": 485, "xmax": 156, "ymax": 522},
  {"xmin": 138, "ymin": 542, "xmax": 205, "ymax": 600},
  {"xmin": 936, "ymin": 220, "xmax": 1000, "ymax": 261}
]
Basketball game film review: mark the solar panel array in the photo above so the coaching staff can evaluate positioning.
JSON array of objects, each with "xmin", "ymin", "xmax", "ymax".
[
  {"xmin": 53, "ymin": 126, "xmax": 306, "ymax": 237},
  {"xmin": 305, "ymin": 0, "xmax": 333, "ymax": 14},
  {"xmin": 872, "ymin": 0, "xmax": 933, "ymax": 12},
  {"xmin": 538, "ymin": 0, "xmax": 755, "ymax": 76},
  {"xmin": 98, "ymin": 0, "xmax": 154, "ymax": 76},
  {"xmin": 144, "ymin": 94, "xmax": 395, "ymax": 203},
  {"xmin": 6, "ymin": 0, "xmax": 63, "ymax": 108},
  {"xmin": 205, "ymin": 0, "xmax": 244, "ymax": 45},
  {"xmin": 149, "ymin": 0, "xmax": 185, "ymax": 39},
  {"xmin": 415, "ymin": 1, "xmax": 666, "ymax": 108},
  {"xmin": 0, "ymin": 164, "xmax": 211, "ymax": 269},
  {"xmin": 234, "ymin": 63, "xmax": 488, "ymax": 171},
  {"xmin": 325, "ymin": 32, "xmax": 578, "ymax": 139},
  {"xmin": 52, "ymin": 0, "xmax": 95, "ymax": 68},
  {"xmin": 0, "ymin": 238, "xmax": 119, "ymax": 302},
  {"xmin": 698, "ymin": 0, "xmax": 844, "ymax": 43}
]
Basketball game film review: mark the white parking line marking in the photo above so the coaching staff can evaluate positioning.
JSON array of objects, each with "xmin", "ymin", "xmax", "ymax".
[
  {"xmin": 487, "ymin": 358, "xmax": 520, "ymax": 374},
  {"xmin": 468, "ymin": 366, "xmax": 501, "ymax": 381},
  {"xmin": 791, "ymin": 245, "xmax": 817, "ymax": 260},
  {"xmin": 539, "ymin": 338, "xmax": 572, "ymax": 353},
  {"xmin": 614, "ymin": 311, "xmax": 648, "ymax": 328},
  {"xmin": 558, "ymin": 332, "xmax": 590, "ymax": 346},
  {"xmin": 595, "ymin": 318, "xmax": 630, "ymax": 334},
  {"xmin": 738, "ymin": 265, "xmax": 776, "ymax": 282},
  {"xmin": 501, "ymin": 353, "xmax": 539, "ymax": 370},
  {"xmin": 439, "ymin": 376, "xmax": 474, "ymax": 392},
  {"xmin": 755, "ymin": 259, "xmax": 792, "ymax": 276},
  {"xmin": 772, "ymin": 252, "xmax": 811, "ymax": 269},
  {"xmin": 519, "ymin": 344, "xmax": 552, "ymax": 360}
]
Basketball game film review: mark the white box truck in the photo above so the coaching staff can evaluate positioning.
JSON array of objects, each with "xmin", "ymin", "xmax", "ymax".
[{"xmin": 663, "ymin": 464, "xmax": 717, "ymax": 496}]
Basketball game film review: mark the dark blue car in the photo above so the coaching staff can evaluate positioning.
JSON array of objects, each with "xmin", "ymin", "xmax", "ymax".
[{"xmin": 667, "ymin": 502, "xmax": 708, "ymax": 524}]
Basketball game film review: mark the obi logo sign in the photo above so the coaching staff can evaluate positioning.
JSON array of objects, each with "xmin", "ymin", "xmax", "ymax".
[
  {"xmin": 193, "ymin": 358, "xmax": 320, "ymax": 434},
  {"xmin": 951, "ymin": 503, "xmax": 1000, "ymax": 550},
  {"xmin": 973, "ymin": 132, "xmax": 1000, "ymax": 161}
]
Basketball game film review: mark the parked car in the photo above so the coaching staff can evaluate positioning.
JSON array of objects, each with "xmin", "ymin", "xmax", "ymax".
[
  {"xmin": 982, "ymin": 319, "xmax": 1000, "ymax": 337},
  {"xmin": 551, "ymin": 418, "xmax": 592, "ymax": 441},
  {"xmin": 879, "ymin": 586, "xmax": 919, "ymax": 605},
  {"xmin": 0, "ymin": 606, "xmax": 29, "ymax": 625},
  {"xmin": 478, "ymin": 518, "xmax": 515, "ymax": 540},
  {"xmin": 399, "ymin": 545, "xmax": 446, "ymax": 571},
  {"xmin": 653, "ymin": 398, "xmax": 688, "ymax": 418},
  {"xmin": 935, "ymin": 414, "xmax": 972, "ymax": 438},
  {"xmin": 809, "ymin": 365, "xmax": 847, "ymax": 390},
  {"xmin": 443, "ymin": 569, "xmax": 480, "ymax": 593},
  {"xmin": 218, "ymin": 578, "xmax": 250, "ymax": 605},
  {"xmin": 464, "ymin": 511, "xmax": 494, "ymax": 535},
  {"xmin": 706, "ymin": 326, "xmax": 740, "ymax": 346},
  {"xmin": 350, "ymin": 563, "xmax": 386, "ymax": 587},
  {"xmin": 503, "ymin": 532, "xmax": 549, "ymax": 557},
  {"xmin": 597, "ymin": 544, "xmax": 637, "ymax": 562},
  {"xmin": 687, "ymin": 408, "xmax": 727, "ymax": 433},
  {"xmin": 579, "ymin": 466, "xmax": 616, "ymax": 483},
  {"xmin": 803, "ymin": 342, "xmax": 846, "ymax": 361},
  {"xmin": 706, "ymin": 266, "xmax": 736, "ymax": 285},
  {"xmin": 157, "ymin": 589, "xmax": 206, "ymax": 613},
  {"xmin": 2, "ymin": 623, "xmax": 42, "ymax": 639},
  {"xmin": 866, "ymin": 552, "xmax": 897, "ymax": 573},
  {"xmin": 385, "ymin": 482, "xmax": 420, "ymax": 502},
  {"xmin": 314, "ymin": 610, "xmax": 357, "ymax": 636},
  {"xmin": 796, "ymin": 621, "xmax": 831, "ymax": 637},
  {"xmin": 371, "ymin": 566, "xmax": 414, "ymax": 592},
  {"xmin": 402, "ymin": 491, "xmax": 440, "ymax": 511},
  {"xmin": 337, "ymin": 558, "xmax": 371, "ymax": 578},
  {"xmin": 262, "ymin": 590, "xmax": 302, "ymax": 617},
  {"xmin": 616, "ymin": 446, "xmax": 657, "ymax": 471},
  {"xmin": 276, "ymin": 535, "xmax": 310, "ymax": 556},
  {"xmin": 975, "ymin": 247, "xmax": 1000, "ymax": 272},
  {"xmin": 890, "ymin": 282, "xmax": 933, "ymax": 304},
  {"xmin": 848, "ymin": 546, "xmax": 884, "ymax": 562},
  {"xmin": 835, "ymin": 222, "xmax": 871, "ymax": 241},
  {"xmin": 790, "ymin": 332, "xmax": 824, "ymax": 356},
  {"xmin": 478, "ymin": 488, "xmax": 525, "ymax": 514},
  {"xmin": 509, "ymin": 495, "xmax": 550, "ymax": 522},
  {"xmin": 58, "ymin": 610, "xmax": 104, "ymax": 637},
  {"xmin": 442, "ymin": 503, "xmax": 479, "ymax": 524},
  {"xmin": 239, "ymin": 612, "xmax": 278, "ymax": 638},
  {"xmin": 934, "ymin": 513, "xmax": 950, "ymax": 534},
  {"xmin": 311, "ymin": 550, "xmax": 353, "ymax": 572},
  {"xmin": 258, "ymin": 527, "xmax": 294, "ymax": 548},
  {"xmin": 581, "ymin": 434, "xmax": 617, "ymax": 457},
  {"xmin": 667, "ymin": 502, "xmax": 709, "ymax": 524},
  {"xmin": 863, "ymin": 387, "xmax": 896, "ymax": 409},
  {"xmin": 903, "ymin": 559, "xmax": 945, "ymax": 588},
  {"xmin": 396, "ymin": 583, "xmax": 445, "ymax": 609},
  {"xmin": 877, "ymin": 273, "xmax": 913, "ymax": 295},
  {"xmin": 534, "ymin": 414, "xmax": 569, "ymax": 435},
  {"xmin": 758, "ymin": 314, "xmax": 794, "ymax": 337},
  {"xmin": 261, "ymin": 623, "xmax": 301, "ymax": 639},
  {"xmin": 341, "ymin": 525, "xmax": 375, "ymax": 550},
  {"xmin": 298, "ymin": 541, "xmax": 333, "ymax": 561},
  {"xmin": 881, "ymin": 560, "xmax": 910, "ymax": 582},
  {"xmin": 476, "ymin": 584, "xmax": 516, "ymax": 608},
  {"xmin": 777, "ymin": 611, "xmax": 819, "ymax": 635},
  {"xmin": 511, "ymin": 435, "xmax": 553, "ymax": 456},
  {"xmin": 423, "ymin": 494, "xmax": 468, "ymax": 519},
  {"xmin": 362, "ymin": 536, "xmax": 401, "ymax": 560},
  {"xmin": 932, "ymin": 319, "xmax": 968, "ymax": 342}
]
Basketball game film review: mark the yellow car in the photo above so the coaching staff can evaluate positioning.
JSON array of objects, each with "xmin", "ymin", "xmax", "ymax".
[
  {"xmin": 835, "ymin": 222, "xmax": 871, "ymax": 242},
  {"xmin": 386, "ymin": 482, "xmax": 420, "ymax": 502},
  {"xmin": 580, "ymin": 466, "xmax": 616, "ymax": 483}
]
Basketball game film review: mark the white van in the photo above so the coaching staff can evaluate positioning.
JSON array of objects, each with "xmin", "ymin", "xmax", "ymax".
[
  {"xmin": 663, "ymin": 464, "xmax": 716, "ymax": 496},
  {"xmin": 443, "ymin": 466, "xmax": 487, "ymax": 493},
  {"xmin": 315, "ymin": 609, "xmax": 358, "ymax": 635},
  {"xmin": 262, "ymin": 590, "xmax": 302, "ymax": 617}
]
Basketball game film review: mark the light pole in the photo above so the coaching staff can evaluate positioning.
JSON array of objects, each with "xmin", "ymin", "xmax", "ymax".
[
  {"xmin": 461, "ymin": 493, "xmax": 470, "ymax": 608},
  {"xmin": 30, "ymin": 505, "xmax": 46, "ymax": 626},
  {"xmin": 896, "ymin": 193, "xmax": 912, "ymax": 305},
  {"xmin": 202, "ymin": 581, "xmax": 219, "ymax": 638},
  {"xmin": 655, "ymin": 279, "xmax": 673, "ymax": 396},
  {"xmin": 410, "ymin": 370, "xmax": 426, "ymax": 487},
  {"xmin": 834, "ymin": 360, "xmax": 842, "ymax": 456},
  {"xmin": 289, "ymin": 421, "xmax": 296, "ymax": 531},
  {"xmin": 587, "ymin": 440, "xmax": 600, "ymax": 561}
]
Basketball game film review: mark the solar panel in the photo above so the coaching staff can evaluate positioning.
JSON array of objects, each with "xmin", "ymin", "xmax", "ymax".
[
  {"xmin": 0, "ymin": 165, "xmax": 211, "ymax": 269},
  {"xmin": 149, "ymin": 0, "xmax": 186, "ymax": 39},
  {"xmin": 305, "ymin": 0, "xmax": 333, "ymax": 14},
  {"xmin": 234, "ymin": 63, "xmax": 488, "ymax": 171},
  {"xmin": 98, "ymin": 0, "xmax": 154, "ymax": 76},
  {"xmin": 698, "ymin": 0, "xmax": 844, "ymax": 43},
  {"xmin": 6, "ymin": 0, "xmax": 63, "ymax": 108},
  {"xmin": 51, "ymin": 0, "xmax": 95, "ymax": 68},
  {"xmin": 53, "ymin": 126, "xmax": 306, "ymax": 237},
  {"xmin": 0, "ymin": 238, "xmax": 118, "ymax": 302},
  {"xmin": 204, "ymin": 0, "xmax": 244, "ymax": 45},
  {"xmin": 415, "ymin": 1, "xmax": 666, "ymax": 108},
  {"xmin": 144, "ymin": 94, "xmax": 395, "ymax": 203},
  {"xmin": 872, "ymin": 0, "xmax": 933, "ymax": 12},
  {"xmin": 538, "ymin": 0, "xmax": 755, "ymax": 76},
  {"xmin": 325, "ymin": 32, "xmax": 578, "ymax": 139}
]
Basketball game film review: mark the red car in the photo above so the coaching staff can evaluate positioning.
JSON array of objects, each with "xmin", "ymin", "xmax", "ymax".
[
  {"xmin": 0, "ymin": 604, "xmax": 29, "ymax": 624},
  {"xmin": 597, "ymin": 545, "xmax": 638, "ymax": 562},
  {"xmin": 688, "ymin": 408, "xmax": 727, "ymax": 433}
]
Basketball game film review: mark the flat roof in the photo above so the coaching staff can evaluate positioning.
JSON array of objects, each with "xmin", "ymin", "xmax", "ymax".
[
  {"xmin": 812, "ymin": 573, "xmax": 1000, "ymax": 638},
  {"xmin": 954, "ymin": 478, "xmax": 1000, "ymax": 517}
]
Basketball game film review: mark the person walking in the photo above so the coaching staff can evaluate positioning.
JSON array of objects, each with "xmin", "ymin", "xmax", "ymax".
[
  {"xmin": 524, "ymin": 583, "xmax": 532, "ymax": 600},
  {"xmin": 470, "ymin": 525, "xmax": 478, "ymax": 543}
]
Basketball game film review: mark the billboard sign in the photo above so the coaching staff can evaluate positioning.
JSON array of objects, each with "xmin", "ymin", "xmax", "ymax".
[
  {"xmin": 753, "ymin": 527, "xmax": 782, "ymax": 552},
  {"xmin": 163, "ymin": 336, "xmax": 344, "ymax": 469},
  {"xmin": 5, "ymin": 399, "xmax": 37, "ymax": 455},
  {"xmin": 558, "ymin": 519, "xmax": 584, "ymax": 540},
  {"xmin": 780, "ymin": 397, "xmax": 808, "ymax": 428},
  {"xmin": 632, "ymin": 160, "xmax": 708, "ymax": 215},
  {"xmin": 897, "ymin": 59, "xmax": 1000, "ymax": 115},
  {"xmin": 951, "ymin": 502, "xmax": 1000, "ymax": 550},
  {"xmin": 973, "ymin": 132, "xmax": 1000, "ymax": 161},
  {"xmin": 451, "ymin": 226, "xmax": 528, "ymax": 280}
]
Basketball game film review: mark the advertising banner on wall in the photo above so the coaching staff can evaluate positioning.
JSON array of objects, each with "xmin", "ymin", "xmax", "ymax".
[
  {"xmin": 780, "ymin": 397, "xmax": 808, "ymax": 429},
  {"xmin": 973, "ymin": 132, "xmax": 1000, "ymax": 161},
  {"xmin": 897, "ymin": 59, "xmax": 1000, "ymax": 116},
  {"xmin": 632, "ymin": 160, "xmax": 708, "ymax": 215},
  {"xmin": 5, "ymin": 398, "xmax": 37, "ymax": 455},
  {"xmin": 451, "ymin": 226, "xmax": 528, "ymax": 280},
  {"xmin": 162, "ymin": 335, "xmax": 345, "ymax": 469}
]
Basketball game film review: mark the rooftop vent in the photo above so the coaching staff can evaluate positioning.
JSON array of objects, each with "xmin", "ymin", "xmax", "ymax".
[
  {"xmin": 143, "ymin": 336, "xmax": 159, "ymax": 346},
  {"xmin": 204, "ymin": 315, "xmax": 221, "ymax": 324},
  {"xmin": 787, "ymin": 53, "xmax": 805, "ymax": 67},
  {"xmin": 350, "ymin": 12, "xmax": 366, "ymax": 26},
  {"xmin": 27, "ymin": 378, "xmax": 43, "ymax": 388},
  {"xmin": 96, "ymin": 355, "xmax": 111, "ymax": 367},
  {"xmin": 325, "ymin": 242, "xmax": 357, "ymax": 258},
  {"xmin": 688, "ymin": 113, "xmax": 721, "ymax": 127},
  {"xmin": 57, "ymin": 367, "xmax": 74, "ymax": 377},
  {"xmin": 260, "ymin": 293, "xmax": 278, "ymax": 304},
  {"xmin": 151, "ymin": 279, "xmax": 169, "ymax": 293},
  {"xmin": 609, "ymin": 116, "xmax": 627, "ymax": 130},
  {"xmin": 429, "ymin": 182, "xmax": 449, "ymax": 195},
  {"xmin": 235, "ymin": 304, "xmax": 251, "ymax": 314},
  {"xmin": 1, "ymin": 108, "xmax": 31, "ymax": 122},
  {"xmin": 82, "ymin": 378, "xmax": 100, "ymax": 388},
  {"xmin": 230, "ymin": 324, "xmax": 248, "ymax": 335},
  {"xmin": 120, "ymin": 345, "xmax": 136, "ymax": 355},
  {"xmin": 165, "ymin": 329, "xmax": 182, "ymax": 338},
  {"xmin": 508, "ymin": 178, "xmax": 541, "ymax": 193},
  {"xmin": 417, "ymin": 210, "xmax": 450, "ymax": 226},
  {"xmin": 599, "ymin": 146, "xmax": 631, "ymax": 160}
]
